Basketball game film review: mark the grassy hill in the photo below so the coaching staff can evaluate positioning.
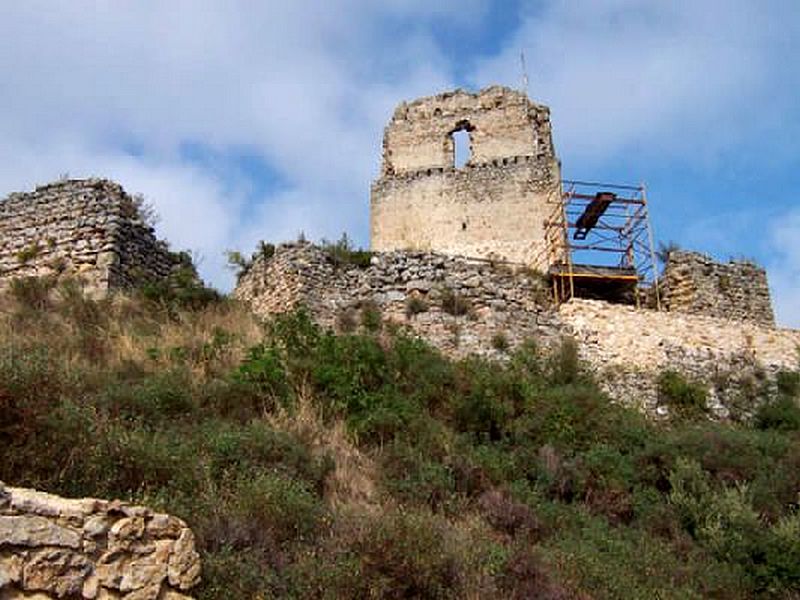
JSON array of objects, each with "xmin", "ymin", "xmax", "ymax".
[{"xmin": 1, "ymin": 278, "xmax": 799, "ymax": 599}]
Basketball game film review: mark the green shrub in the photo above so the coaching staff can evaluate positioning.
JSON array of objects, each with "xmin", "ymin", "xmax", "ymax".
[
  {"xmin": 98, "ymin": 371, "xmax": 194, "ymax": 423},
  {"xmin": 547, "ymin": 337, "xmax": 582, "ymax": 385},
  {"xmin": 233, "ymin": 472, "xmax": 326, "ymax": 545},
  {"xmin": 8, "ymin": 276, "xmax": 57, "ymax": 311},
  {"xmin": 405, "ymin": 295, "xmax": 429, "ymax": 318},
  {"xmin": 439, "ymin": 287, "xmax": 471, "ymax": 316},
  {"xmin": 354, "ymin": 509, "xmax": 463, "ymax": 597},
  {"xmin": 359, "ymin": 300, "xmax": 382, "ymax": 333},
  {"xmin": 776, "ymin": 370, "xmax": 800, "ymax": 398},
  {"xmin": 755, "ymin": 396, "xmax": 800, "ymax": 431},
  {"xmin": 658, "ymin": 370, "xmax": 708, "ymax": 418},
  {"xmin": 16, "ymin": 241, "xmax": 42, "ymax": 263},
  {"xmin": 491, "ymin": 332, "xmax": 509, "ymax": 352},
  {"xmin": 322, "ymin": 233, "xmax": 372, "ymax": 269}
]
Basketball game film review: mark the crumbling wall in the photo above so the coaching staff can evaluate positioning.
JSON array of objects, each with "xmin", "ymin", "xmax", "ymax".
[
  {"xmin": 663, "ymin": 251, "xmax": 774, "ymax": 325},
  {"xmin": 234, "ymin": 242, "xmax": 560, "ymax": 359},
  {"xmin": 560, "ymin": 299, "xmax": 799, "ymax": 417},
  {"xmin": 0, "ymin": 179, "xmax": 183, "ymax": 297},
  {"xmin": 370, "ymin": 86, "xmax": 560, "ymax": 267},
  {"xmin": 236, "ymin": 245, "xmax": 799, "ymax": 418},
  {"xmin": 0, "ymin": 481, "xmax": 200, "ymax": 599}
]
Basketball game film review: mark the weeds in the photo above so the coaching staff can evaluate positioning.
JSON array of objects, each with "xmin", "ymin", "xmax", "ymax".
[{"xmin": 2, "ymin": 287, "xmax": 799, "ymax": 599}]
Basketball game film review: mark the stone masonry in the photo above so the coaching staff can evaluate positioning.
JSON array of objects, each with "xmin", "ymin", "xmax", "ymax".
[
  {"xmin": 662, "ymin": 251, "xmax": 774, "ymax": 326},
  {"xmin": 235, "ymin": 242, "xmax": 799, "ymax": 419},
  {"xmin": 370, "ymin": 86, "xmax": 560, "ymax": 268},
  {"xmin": 0, "ymin": 481, "xmax": 200, "ymax": 599},
  {"xmin": 234, "ymin": 241, "xmax": 561, "ymax": 359},
  {"xmin": 560, "ymin": 299, "xmax": 799, "ymax": 418},
  {"xmin": 0, "ymin": 179, "xmax": 185, "ymax": 298}
]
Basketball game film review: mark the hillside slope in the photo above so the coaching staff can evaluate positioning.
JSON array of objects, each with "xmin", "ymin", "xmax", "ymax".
[{"xmin": 1, "ymin": 279, "xmax": 799, "ymax": 599}]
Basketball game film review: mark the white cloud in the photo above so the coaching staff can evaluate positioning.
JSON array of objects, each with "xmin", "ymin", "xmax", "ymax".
[
  {"xmin": 0, "ymin": 1, "xmax": 478, "ymax": 289},
  {"xmin": 469, "ymin": 0, "xmax": 800, "ymax": 166},
  {"xmin": 768, "ymin": 209, "xmax": 800, "ymax": 328}
]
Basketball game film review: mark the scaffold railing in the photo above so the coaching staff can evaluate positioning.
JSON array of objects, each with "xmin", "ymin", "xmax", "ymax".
[{"xmin": 537, "ymin": 180, "xmax": 661, "ymax": 309}]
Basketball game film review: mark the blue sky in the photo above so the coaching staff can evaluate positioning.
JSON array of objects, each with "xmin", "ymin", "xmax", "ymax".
[{"xmin": 1, "ymin": 1, "xmax": 799, "ymax": 326}]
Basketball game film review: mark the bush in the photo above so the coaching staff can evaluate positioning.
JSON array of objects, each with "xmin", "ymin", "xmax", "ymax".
[
  {"xmin": 405, "ymin": 295, "xmax": 429, "ymax": 318},
  {"xmin": 359, "ymin": 300, "xmax": 382, "ymax": 333},
  {"xmin": 755, "ymin": 396, "xmax": 800, "ymax": 431},
  {"xmin": 491, "ymin": 332, "xmax": 510, "ymax": 352},
  {"xmin": 322, "ymin": 233, "xmax": 373, "ymax": 269},
  {"xmin": 439, "ymin": 287, "xmax": 471, "ymax": 316},
  {"xmin": 232, "ymin": 472, "xmax": 326, "ymax": 545},
  {"xmin": 8, "ymin": 276, "xmax": 56, "ymax": 311},
  {"xmin": 658, "ymin": 370, "xmax": 708, "ymax": 418},
  {"xmin": 776, "ymin": 370, "xmax": 800, "ymax": 398},
  {"xmin": 354, "ymin": 509, "xmax": 463, "ymax": 597}
]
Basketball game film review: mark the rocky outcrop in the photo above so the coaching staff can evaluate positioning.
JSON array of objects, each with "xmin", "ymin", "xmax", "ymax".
[{"xmin": 0, "ymin": 482, "xmax": 200, "ymax": 600}]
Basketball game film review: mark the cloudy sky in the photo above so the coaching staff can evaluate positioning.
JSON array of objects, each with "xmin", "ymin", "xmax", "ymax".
[{"xmin": 1, "ymin": 1, "xmax": 799, "ymax": 325}]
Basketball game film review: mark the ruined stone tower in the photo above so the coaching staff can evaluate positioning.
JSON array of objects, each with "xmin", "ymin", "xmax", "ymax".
[
  {"xmin": 370, "ymin": 86, "xmax": 560, "ymax": 267},
  {"xmin": 0, "ymin": 178, "xmax": 187, "ymax": 297}
]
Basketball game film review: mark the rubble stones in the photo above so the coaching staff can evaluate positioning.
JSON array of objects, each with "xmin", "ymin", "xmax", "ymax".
[{"xmin": 0, "ymin": 483, "xmax": 199, "ymax": 600}]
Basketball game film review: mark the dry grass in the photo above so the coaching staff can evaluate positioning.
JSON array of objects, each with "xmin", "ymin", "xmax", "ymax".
[
  {"xmin": 268, "ymin": 383, "xmax": 379, "ymax": 512},
  {"xmin": 0, "ymin": 284, "xmax": 262, "ymax": 380}
]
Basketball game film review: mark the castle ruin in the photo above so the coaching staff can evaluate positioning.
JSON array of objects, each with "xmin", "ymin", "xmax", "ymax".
[
  {"xmin": 370, "ymin": 86, "xmax": 559, "ymax": 267},
  {"xmin": 0, "ymin": 179, "xmax": 187, "ymax": 297},
  {"xmin": 0, "ymin": 86, "xmax": 793, "ymax": 419}
]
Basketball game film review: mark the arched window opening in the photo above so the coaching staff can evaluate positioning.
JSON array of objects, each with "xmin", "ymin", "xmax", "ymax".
[{"xmin": 450, "ymin": 122, "xmax": 474, "ymax": 169}]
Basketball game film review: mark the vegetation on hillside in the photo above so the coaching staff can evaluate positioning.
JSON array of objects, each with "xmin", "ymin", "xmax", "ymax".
[{"xmin": 1, "ymin": 279, "xmax": 799, "ymax": 599}]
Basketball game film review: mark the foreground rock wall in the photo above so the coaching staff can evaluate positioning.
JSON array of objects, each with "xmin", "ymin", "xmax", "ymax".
[
  {"xmin": 234, "ymin": 241, "xmax": 560, "ymax": 358},
  {"xmin": 0, "ymin": 179, "xmax": 182, "ymax": 297},
  {"xmin": 0, "ymin": 482, "xmax": 199, "ymax": 600},
  {"xmin": 560, "ymin": 299, "xmax": 800, "ymax": 417},
  {"xmin": 663, "ymin": 251, "xmax": 774, "ymax": 326}
]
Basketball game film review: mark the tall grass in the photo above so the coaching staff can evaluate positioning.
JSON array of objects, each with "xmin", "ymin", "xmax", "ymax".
[{"xmin": 2, "ymin": 279, "xmax": 799, "ymax": 599}]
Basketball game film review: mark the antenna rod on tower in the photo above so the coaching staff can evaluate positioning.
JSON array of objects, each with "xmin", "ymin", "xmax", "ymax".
[{"xmin": 520, "ymin": 51, "xmax": 529, "ymax": 95}]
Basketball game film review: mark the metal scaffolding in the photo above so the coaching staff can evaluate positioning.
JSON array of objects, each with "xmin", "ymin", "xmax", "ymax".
[{"xmin": 540, "ymin": 180, "xmax": 661, "ymax": 308}]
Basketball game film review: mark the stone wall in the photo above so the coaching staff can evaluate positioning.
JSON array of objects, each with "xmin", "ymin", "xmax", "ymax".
[
  {"xmin": 560, "ymin": 299, "xmax": 800, "ymax": 418},
  {"xmin": 236, "ymin": 244, "xmax": 799, "ymax": 419},
  {"xmin": 370, "ymin": 86, "xmax": 561, "ymax": 268},
  {"xmin": 0, "ymin": 481, "xmax": 200, "ymax": 599},
  {"xmin": 663, "ymin": 251, "xmax": 774, "ymax": 325},
  {"xmin": 0, "ymin": 179, "xmax": 183, "ymax": 297},
  {"xmin": 234, "ymin": 241, "xmax": 561, "ymax": 359}
]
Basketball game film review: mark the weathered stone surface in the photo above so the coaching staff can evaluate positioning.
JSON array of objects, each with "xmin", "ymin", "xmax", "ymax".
[
  {"xmin": 0, "ymin": 517, "xmax": 80, "ymax": 549},
  {"xmin": 560, "ymin": 299, "xmax": 800, "ymax": 416},
  {"xmin": 0, "ymin": 589, "xmax": 53, "ymax": 599},
  {"xmin": 371, "ymin": 86, "xmax": 560, "ymax": 268},
  {"xmin": 0, "ymin": 484, "xmax": 199, "ymax": 599},
  {"xmin": 7, "ymin": 488, "xmax": 100, "ymax": 521},
  {"xmin": 663, "ymin": 251, "xmax": 774, "ymax": 325},
  {"xmin": 0, "ymin": 179, "xmax": 189, "ymax": 297},
  {"xmin": 166, "ymin": 531, "xmax": 200, "ymax": 591},
  {"xmin": 22, "ymin": 548, "xmax": 90, "ymax": 597},
  {"xmin": 234, "ymin": 242, "xmax": 558, "ymax": 360},
  {"xmin": 0, "ymin": 555, "xmax": 23, "ymax": 587}
]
